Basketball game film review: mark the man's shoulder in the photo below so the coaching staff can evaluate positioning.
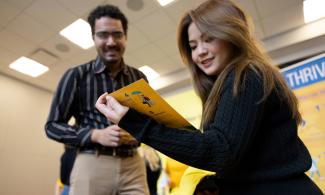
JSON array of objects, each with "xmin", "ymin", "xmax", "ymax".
[
  {"xmin": 124, "ymin": 63, "xmax": 146, "ymax": 76},
  {"xmin": 71, "ymin": 59, "xmax": 96, "ymax": 71},
  {"xmin": 64, "ymin": 59, "xmax": 96, "ymax": 76},
  {"xmin": 124, "ymin": 63, "xmax": 139, "ymax": 71},
  {"xmin": 59, "ymin": 59, "xmax": 96, "ymax": 82}
]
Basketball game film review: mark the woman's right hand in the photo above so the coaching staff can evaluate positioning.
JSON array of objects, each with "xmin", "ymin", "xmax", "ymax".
[{"xmin": 95, "ymin": 93, "xmax": 129, "ymax": 124}]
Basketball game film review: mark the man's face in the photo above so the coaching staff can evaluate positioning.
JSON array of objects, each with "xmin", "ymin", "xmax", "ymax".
[{"xmin": 93, "ymin": 17, "xmax": 126, "ymax": 66}]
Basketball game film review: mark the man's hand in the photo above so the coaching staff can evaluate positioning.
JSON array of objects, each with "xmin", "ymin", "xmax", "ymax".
[
  {"xmin": 96, "ymin": 93, "xmax": 129, "ymax": 124},
  {"xmin": 91, "ymin": 125, "xmax": 122, "ymax": 147},
  {"xmin": 91, "ymin": 125, "xmax": 138, "ymax": 147}
]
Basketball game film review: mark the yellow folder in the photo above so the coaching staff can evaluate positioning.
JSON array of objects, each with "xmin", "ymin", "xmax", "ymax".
[{"xmin": 109, "ymin": 79, "xmax": 194, "ymax": 130}]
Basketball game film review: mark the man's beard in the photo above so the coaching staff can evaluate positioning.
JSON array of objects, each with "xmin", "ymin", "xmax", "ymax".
[
  {"xmin": 103, "ymin": 58, "xmax": 119, "ymax": 66},
  {"xmin": 100, "ymin": 47, "xmax": 122, "ymax": 66}
]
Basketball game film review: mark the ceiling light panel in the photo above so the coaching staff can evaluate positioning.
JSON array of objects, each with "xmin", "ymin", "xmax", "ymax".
[
  {"xmin": 60, "ymin": 19, "xmax": 94, "ymax": 49},
  {"xmin": 303, "ymin": 0, "xmax": 325, "ymax": 23},
  {"xmin": 9, "ymin": 57, "xmax": 49, "ymax": 77},
  {"xmin": 156, "ymin": 0, "xmax": 176, "ymax": 6}
]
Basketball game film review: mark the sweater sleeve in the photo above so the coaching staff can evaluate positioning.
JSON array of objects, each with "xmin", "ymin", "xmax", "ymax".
[{"xmin": 118, "ymin": 71, "xmax": 265, "ymax": 174}]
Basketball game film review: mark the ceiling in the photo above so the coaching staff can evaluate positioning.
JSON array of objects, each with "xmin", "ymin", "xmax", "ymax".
[{"xmin": 0, "ymin": 0, "xmax": 325, "ymax": 94}]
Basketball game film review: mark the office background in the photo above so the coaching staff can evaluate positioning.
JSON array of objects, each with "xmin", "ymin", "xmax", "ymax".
[{"xmin": 0, "ymin": 0, "xmax": 325, "ymax": 194}]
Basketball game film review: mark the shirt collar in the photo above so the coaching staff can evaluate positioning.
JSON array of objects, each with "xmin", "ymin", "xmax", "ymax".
[{"xmin": 93, "ymin": 56, "xmax": 130, "ymax": 76}]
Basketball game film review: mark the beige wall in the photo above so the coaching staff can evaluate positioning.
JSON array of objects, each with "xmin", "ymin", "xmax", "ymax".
[{"xmin": 0, "ymin": 74, "xmax": 62, "ymax": 195}]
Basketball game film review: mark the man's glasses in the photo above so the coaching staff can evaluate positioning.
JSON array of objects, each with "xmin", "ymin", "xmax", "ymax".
[{"xmin": 95, "ymin": 31, "xmax": 124, "ymax": 40}]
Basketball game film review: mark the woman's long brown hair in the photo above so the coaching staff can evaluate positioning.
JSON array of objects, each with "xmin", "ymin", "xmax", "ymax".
[{"xmin": 177, "ymin": 0, "xmax": 301, "ymax": 128}]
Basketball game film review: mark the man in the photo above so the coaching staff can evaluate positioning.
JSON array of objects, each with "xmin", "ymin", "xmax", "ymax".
[{"xmin": 45, "ymin": 4, "xmax": 149, "ymax": 195}]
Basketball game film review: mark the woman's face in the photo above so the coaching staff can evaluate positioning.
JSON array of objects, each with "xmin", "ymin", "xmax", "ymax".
[{"xmin": 188, "ymin": 22, "xmax": 231, "ymax": 76}]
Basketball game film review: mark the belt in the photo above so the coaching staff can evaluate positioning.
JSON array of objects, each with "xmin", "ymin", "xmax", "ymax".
[{"xmin": 79, "ymin": 146, "xmax": 137, "ymax": 158}]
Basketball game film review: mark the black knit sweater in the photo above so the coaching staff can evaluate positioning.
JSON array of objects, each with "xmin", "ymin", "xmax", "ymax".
[{"xmin": 118, "ymin": 70, "xmax": 312, "ymax": 183}]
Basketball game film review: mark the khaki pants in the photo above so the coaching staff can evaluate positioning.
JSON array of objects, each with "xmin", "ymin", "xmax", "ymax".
[{"xmin": 69, "ymin": 152, "xmax": 149, "ymax": 195}]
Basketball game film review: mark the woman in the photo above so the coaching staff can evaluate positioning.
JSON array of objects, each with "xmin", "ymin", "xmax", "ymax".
[{"xmin": 95, "ymin": 0, "xmax": 323, "ymax": 194}]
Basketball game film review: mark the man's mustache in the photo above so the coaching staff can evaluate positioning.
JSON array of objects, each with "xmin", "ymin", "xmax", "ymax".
[{"xmin": 106, "ymin": 46, "xmax": 120, "ymax": 52}]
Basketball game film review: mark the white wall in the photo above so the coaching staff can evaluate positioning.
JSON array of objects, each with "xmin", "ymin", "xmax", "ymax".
[{"xmin": 0, "ymin": 74, "xmax": 62, "ymax": 195}]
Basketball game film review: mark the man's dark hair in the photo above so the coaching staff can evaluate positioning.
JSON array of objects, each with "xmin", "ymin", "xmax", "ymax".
[{"xmin": 87, "ymin": 4, "xmax": 128, "ymax": 36}]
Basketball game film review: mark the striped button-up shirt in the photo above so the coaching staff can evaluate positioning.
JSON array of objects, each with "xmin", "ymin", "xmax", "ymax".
[{"xmin": 45, "ymin": 57, "xmax": 147, "ymax": 147}]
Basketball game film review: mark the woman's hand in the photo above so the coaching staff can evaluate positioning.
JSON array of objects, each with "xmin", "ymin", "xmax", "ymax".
[{"xmin": 95, "ymin": 93, "xmax": 129, "ymax": 124}]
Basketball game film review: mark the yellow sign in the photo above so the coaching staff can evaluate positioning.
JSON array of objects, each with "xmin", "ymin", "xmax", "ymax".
[
  {"xmin": 109, "ymin": 79, "xmax": 194, "ymax": 130},
  {"xmin": 282, "ymin": 53, "xmax": 325, "ymax": 192}
]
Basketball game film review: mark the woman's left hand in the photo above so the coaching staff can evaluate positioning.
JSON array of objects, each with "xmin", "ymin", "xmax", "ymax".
[{"xmin": 95, "ymin": 93, "xmax": 129, "ymax": 124}]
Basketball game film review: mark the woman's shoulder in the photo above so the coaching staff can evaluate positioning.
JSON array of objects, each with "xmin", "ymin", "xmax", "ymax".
[{"xmin": 224, "ymin": 67, "xmax": 263, "ymax": 88}]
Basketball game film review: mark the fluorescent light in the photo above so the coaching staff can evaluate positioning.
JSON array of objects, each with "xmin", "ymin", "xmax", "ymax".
[
  {"xmin": 156, "ymin": 0, "xmax": 176, "ymax": 6},
  {"xmin": 303, "ymin": 0, "xmax": 325, "ymax": 23},
  {"xmin": 139, "ymin": 65, "xmax": 160, "ymax": 82},
  {"xmin": 60, "ymin": 19, "xmax": 94, "ymax": 49},
  {"xmin": 9, "ymin": 56, "xmax": 49, "ymax": 77}
]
